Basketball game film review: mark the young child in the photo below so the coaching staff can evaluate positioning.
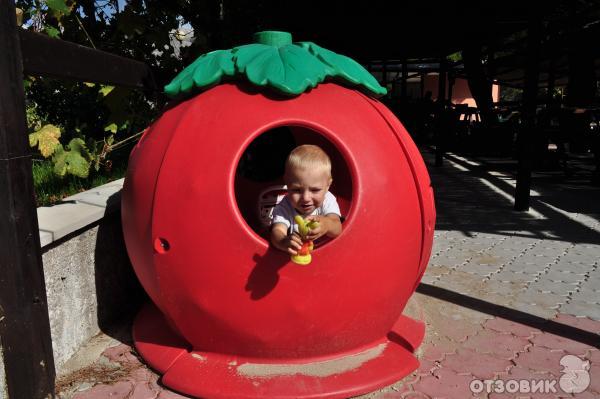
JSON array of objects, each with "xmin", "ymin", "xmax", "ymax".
[{"xmin": 270, "ymin": 145, "xmax": 343, "ymax": 255}]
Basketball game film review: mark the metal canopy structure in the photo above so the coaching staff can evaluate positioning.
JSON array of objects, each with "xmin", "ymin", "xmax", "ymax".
[
  {"xmin": 261, "ymin": 0, "xmax": 600, "ymax": 211},
  {"xmin": 264, "ymin": 2, "xmax": 531, "ymax": 60},
  {"xmin": 257, "ymin": 0, "xmax": 600, "ymax": 93},
  {"xmin": 485, "ymin": 2, "xmax": 600, "ymax": 89}
]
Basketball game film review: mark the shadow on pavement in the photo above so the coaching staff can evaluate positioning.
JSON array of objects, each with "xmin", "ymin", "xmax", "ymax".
[
  {"xmin": 417, "ymin": 283, "xmax": 600, "ymax": 349},
  {"xmin": 428, "ymin": 149, "xmax": 600, "ymax": 245}
]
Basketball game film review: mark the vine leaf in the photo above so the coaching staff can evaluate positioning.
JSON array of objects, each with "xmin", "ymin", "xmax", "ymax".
[
  {"xmin": 45, "ymin": 0, "xmax": 71, "ymax": 15},
  {"xmin": 99, "ymin": 85, "xmax": 115, "ymax": 97},
  {"xmin": 29, "ymin": 124, "xmax": 61, "ymax": 157},
  {"xmin": 104, "ymin": 123, "xmax": 118, "ymax": 133},
  {"xmin": 102, "ymin": 86, "xmax": 131, "ymax": 128},
  {"xmin": 52, "ymin": 138, "xmax": 91, "ymax": 178},
  {"xmin": 44, "ymin": 26, "xmax": 60, "ymax": 38}
]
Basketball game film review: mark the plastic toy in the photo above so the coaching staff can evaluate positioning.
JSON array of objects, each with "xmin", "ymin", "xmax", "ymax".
[
  {"xmin": 290, "ymin": 215, "xmax": 318, "ymax": 265},
  {"xmin": 122, "ymin": 31, "xmax": 435, "ymax": 399}
]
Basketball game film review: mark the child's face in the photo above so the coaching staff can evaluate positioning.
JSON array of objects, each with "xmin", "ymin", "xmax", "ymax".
[{"xmin": 285, "ymin": 166, "xmax": 332, "ymax": 216}]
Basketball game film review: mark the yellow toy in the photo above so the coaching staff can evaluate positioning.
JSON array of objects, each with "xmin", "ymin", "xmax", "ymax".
[{"xmin": 291, "ymin": 215, "xmax": 319, "ymax": 265}]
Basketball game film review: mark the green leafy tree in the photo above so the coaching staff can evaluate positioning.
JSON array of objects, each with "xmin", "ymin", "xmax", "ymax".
[
  {"xmin": 17, "ymin": 0, "xmax": 183, "ymax": 177},
  {"xmin": 17, "ymin": 0, "xmax": 299, "ymax": 178}
]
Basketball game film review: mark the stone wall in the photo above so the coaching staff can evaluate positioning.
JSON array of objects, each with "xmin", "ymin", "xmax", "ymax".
[
  {"xmin": 42, "ymin": 212, "xmax": 144, "ymax": 372},
  {"xmin": 37, "ymin": 179, "xmax": 144, "ymax": 375}
]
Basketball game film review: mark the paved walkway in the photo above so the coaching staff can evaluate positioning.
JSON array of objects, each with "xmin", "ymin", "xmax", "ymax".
[{"xmin": 58, "ymin": 148, "xmax": 600, "ymax": 399}]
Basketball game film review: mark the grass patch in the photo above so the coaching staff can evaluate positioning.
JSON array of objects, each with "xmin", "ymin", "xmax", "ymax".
[{"xmin": 33, "ymin": 152, "xmax": 129, "ymax": 207}]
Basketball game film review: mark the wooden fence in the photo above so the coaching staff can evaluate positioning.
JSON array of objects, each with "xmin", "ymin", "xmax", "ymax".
[{"xmin": 0, "ymin": 2, "xmax": 156, "ymax": 397}]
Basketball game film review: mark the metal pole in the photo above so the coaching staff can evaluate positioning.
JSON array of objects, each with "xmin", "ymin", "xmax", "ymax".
[{"xmin": 514, "ymin": 16, "xmax": 542, "ymax": 211}]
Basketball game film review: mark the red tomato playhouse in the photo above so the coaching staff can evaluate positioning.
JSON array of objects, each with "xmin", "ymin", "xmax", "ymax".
[{"xmin": 122, "ymin": 31, "xmax": 436, "ymax": 398}]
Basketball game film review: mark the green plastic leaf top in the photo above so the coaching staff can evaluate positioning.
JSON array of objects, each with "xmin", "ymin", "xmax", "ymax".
[{"xmin": 164, "ymin": 31, "xmax": 386, "ymax": 98}]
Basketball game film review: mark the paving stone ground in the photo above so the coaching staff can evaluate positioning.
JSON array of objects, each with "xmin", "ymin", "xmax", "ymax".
[{"xmin": 58, "ymin": 149, "xmax": 600, "ymax": 399}]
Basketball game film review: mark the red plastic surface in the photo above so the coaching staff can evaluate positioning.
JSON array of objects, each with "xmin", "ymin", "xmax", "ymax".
[
  {"xmin": 123, "ymin": 83, "xmax": 435, "ymax": 397},
  {"xmin": 357, "ymin": 93, "xmax": 437, "ymax": 291},
  {"xmin": 134, "ymin": 302, "xmax": 422, "ymax": 399}
]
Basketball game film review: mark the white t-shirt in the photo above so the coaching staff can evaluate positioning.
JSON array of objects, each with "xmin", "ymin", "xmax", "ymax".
[{"xmin": 271, "ymin": 191, "xmax": 341, "ymax": 235}]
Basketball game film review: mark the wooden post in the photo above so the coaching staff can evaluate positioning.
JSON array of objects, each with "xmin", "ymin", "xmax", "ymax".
[
  {"xmin": 0, "ymin": 1, "xmax": 56, "ymax": 397},
  {"xmin": 514, "ymin": 16, "xmax": 542, "ymax": 211},
  {"xmin": 435, "ymin": 57, "xmax": 447, "ymax": 167}
]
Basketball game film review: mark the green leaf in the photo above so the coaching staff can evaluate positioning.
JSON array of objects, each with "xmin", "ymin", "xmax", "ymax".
[
  {"xmin": 45, "ymin": 0, "xmax": 71, "ymax": 15},
  {"xmin": 102, "ymin": 86, "xmax": 131, "ymax": 128},
  {"xmin": 52, "ymin": 138, "xmax": 91, "ymax": 178},
  {"xmin": 83, "ymin": 82, "xmax": 96, "ymax": 87},
  {"xmin": 447, "ymin": 51, "xmax": 462, "ymax": 63},
  {"xmin": 99, "ymin": 85, "xmax": 115, "ymax": 97},
  {"xmin": 29, "ymin": 124, "xmax": 61, "ymax": 157},
  {"xmin": 44, "ymin": 26, "xmax": 60, "ymax": 38},
  {"xmin": 68, "ymin": 137, "xmax": 92, "ymax": 158},
  {"xmin": 164, "ymin": 31, "xmax": 386, "ymax": 98},
  {"xmin": 104, "ymin": 123, "xmax": 118, "ymax": 134}
]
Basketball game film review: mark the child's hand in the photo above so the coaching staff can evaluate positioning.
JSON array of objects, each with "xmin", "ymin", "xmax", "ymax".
[
  {"xmin": 283, "ymin": 232, "xmax": 303, "ymax": 255},
  {"xmin": 305, "ymin": 216, "xmax": 328, "ymax": 241}
]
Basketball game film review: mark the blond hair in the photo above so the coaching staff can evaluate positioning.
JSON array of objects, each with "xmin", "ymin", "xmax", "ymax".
[{"xmin": 285, "ymin": 145, "xmax": 332, "ymax": 177}]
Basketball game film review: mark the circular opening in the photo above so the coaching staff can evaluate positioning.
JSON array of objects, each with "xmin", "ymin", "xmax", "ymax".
[
  {"xmin": 234, "ymin": 125, "xmax": 354, "ymax": 242},
  {"xmin": 154, "ymin": 237, "xmax": 170, "ymax": 254}
]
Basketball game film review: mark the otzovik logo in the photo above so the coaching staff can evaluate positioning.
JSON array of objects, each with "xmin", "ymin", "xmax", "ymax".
[
  {"xmin": 559, "ymin": 355, "xmax": 591, "ymax": 394},
  {"xmin": 470, "ymin": 354, "xmax": 592, "ymax": 395}
]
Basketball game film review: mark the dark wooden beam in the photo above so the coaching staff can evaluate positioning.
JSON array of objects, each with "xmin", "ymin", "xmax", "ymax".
[
  {"xmin": 19, "ymin": 29, "xmax": 156, "ymax": 92},
  {"xmin": 0, "ymin": 2, "xmax": 56, "ymax": 398},
  {"xmin": 515, "ymin": 16, "xmax": 542, "ymax": 211}
]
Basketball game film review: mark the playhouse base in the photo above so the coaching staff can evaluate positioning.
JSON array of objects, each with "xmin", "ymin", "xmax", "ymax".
[{"xmin": 133, "ymin": 302, "xmax": 425, "ymax": 399}]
